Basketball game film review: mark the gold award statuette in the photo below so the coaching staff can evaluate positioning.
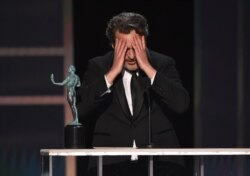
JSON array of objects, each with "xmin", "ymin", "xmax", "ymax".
[{"xmin": 51, "ymin": 65, "xmax": 85, "ymax": 148}]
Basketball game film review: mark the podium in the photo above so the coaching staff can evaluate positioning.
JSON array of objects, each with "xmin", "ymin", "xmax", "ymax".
[{"xmin": 40, "ymin": 148, "xmax": 250, "ymax": 176}]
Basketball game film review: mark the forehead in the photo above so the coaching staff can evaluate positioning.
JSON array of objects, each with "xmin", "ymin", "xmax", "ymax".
[{"xmin": 115, "ymin": 30, "xmax": 141, "ymax": 44}]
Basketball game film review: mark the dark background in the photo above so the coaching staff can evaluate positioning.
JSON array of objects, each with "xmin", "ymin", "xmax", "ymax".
[{"xmin": 1, "ymin": 0, "xmax": 250, "ymax": 175}]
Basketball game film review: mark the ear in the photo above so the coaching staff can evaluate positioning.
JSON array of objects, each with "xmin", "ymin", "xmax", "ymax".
[{"xmin": 111, "ymin": 44, "xmax": 114, "ymax": 49}]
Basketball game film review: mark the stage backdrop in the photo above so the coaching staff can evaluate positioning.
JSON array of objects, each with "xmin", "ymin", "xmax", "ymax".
[{"xmin": 0, "ymin": 0, "xmax": 68, "ymax": 175}]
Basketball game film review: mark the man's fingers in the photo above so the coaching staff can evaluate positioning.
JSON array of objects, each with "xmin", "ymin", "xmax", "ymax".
[
  {"xmin": 115, "ymin": 39, "xmax": 126, "ymax": 56},
  {"xmin": 142, "ymin": 36, "xmax": 146, "ymax": 49},
  {"xmin": 134, "ymin": 35, "xmax": 143, "ymax": 50}
]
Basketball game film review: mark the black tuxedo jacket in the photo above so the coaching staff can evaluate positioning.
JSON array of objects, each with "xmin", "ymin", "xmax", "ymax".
[{"xmin": 77, "ymin": 49, "xmax": 190, "ymax": 166}]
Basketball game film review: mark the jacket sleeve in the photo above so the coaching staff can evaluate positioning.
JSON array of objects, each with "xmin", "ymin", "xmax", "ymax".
[
  {"xmin": 150, "ymin": 58, "xmax": 190, "ymax": 113},
  {"xmin": 77, "ymin": 59, "xmax": 112, "ymax": 120}
]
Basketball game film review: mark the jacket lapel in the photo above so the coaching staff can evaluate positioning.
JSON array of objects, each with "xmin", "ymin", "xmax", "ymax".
[
  {"xmin": 132, "ymin": 50, "xmax": 153, "ymax": 119},
  {"xmin": 114, "ymin": 76, "xmax": 133, "ymax": 121},
  {"xmin": 113, "ymin": 73, "xmax": 151, "ymax": 122},
  {"xmin": 132, "ymin": 72, "xmax": 151, "ymax": 120}
]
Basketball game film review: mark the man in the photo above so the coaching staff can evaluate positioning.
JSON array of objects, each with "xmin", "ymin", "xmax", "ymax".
[{"xmin": 77, "ymin": 12, "xmax": 190, "ymax": 176}]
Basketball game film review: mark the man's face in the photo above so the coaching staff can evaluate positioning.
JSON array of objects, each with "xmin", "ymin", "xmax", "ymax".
[{"xmin": 114, "ymin": 30, "xmax": 143, "ymax": 71}]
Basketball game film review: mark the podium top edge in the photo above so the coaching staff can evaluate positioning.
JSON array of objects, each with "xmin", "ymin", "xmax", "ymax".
[{"xmin": 40, "ymin": 148, "xmax": 250, "ymax": 156}]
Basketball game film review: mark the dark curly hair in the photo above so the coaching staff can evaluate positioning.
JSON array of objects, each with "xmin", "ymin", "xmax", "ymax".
[{"xmin": 105, "ymin": 12, "xmax": 149, "ymax": 44}]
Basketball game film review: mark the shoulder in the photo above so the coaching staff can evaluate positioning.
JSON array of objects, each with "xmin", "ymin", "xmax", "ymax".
[
  {"xmin": 87, "ymin": 51, "xmax": 113, "ymax": 73},
  {"xmin": 89, "ymin": 51, "xmax": 113, "ymax": 66},
  {"xmin": 147, "ymin": 49, "xmax": 176, "ymax": 68}
]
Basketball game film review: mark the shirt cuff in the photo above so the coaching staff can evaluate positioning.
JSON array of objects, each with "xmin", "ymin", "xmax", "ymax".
[
  {"xmin": 99, "ymin": 75, "xmax": 112, "ymax": 97},
  {"xmin": 150, "ymin": 71, "xmax": 157, "ymax": 85},
  {"xmin": 104, "ymin": 75, "xmax": 112, "ymax": 88}
]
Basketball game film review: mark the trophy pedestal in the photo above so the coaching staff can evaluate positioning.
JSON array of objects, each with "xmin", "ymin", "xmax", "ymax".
[{"xmin": 64, "ymin": 124, "xmax": 85, "ymax": 148}]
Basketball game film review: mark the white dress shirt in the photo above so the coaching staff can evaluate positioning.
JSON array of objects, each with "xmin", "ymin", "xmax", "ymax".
[{"xmin": 122, "ymin": 71, "xmax": 134, "ymax": 115}]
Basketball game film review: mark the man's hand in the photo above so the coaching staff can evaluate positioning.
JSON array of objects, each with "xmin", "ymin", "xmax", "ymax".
[
  {"xmin": 132, "ymin": 36, "xmax": 156, "ymax": 79},
  {"xmin": 105, "ymin": 39, "xmax": 127, "ymax": 84}
]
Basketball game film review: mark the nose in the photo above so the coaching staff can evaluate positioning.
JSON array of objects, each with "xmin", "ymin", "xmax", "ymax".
[{"xmin": 127, "ymin": 48, "xmax": 135, "ymax": 59}]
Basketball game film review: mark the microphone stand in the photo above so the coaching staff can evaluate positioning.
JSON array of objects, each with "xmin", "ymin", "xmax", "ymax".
[
  {"xmin": 145, "ymin": 90, "xmax": 153, "ymax": 148},
  {"xmin": 145, "ymin": 90, "xmax": 154, "ymax": 176}
]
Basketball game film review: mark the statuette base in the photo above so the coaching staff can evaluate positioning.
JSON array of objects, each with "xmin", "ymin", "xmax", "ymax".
[{"xmin": 64, "ymin": 124, "xmax": 85, "ymax": 149}]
